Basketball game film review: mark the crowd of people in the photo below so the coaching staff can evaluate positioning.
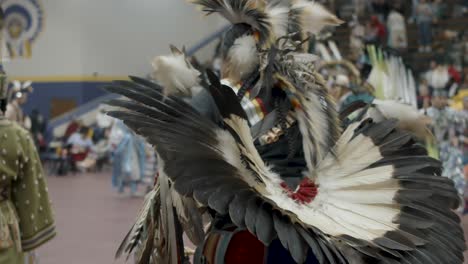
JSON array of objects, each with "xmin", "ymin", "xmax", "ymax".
[
  {"xmin": 318, "ymin": 0, "xmax": 468, "ymax": 213},
  {"xmin": 347, "ymin": 0, "xmax": 468, "ymax": 58},
  {"xmin": 417, "ymin": 59, "xmax": 468, "ymax": 212},
  {"xmin": 53, "ymin": 107, "xmax": 156, "ymax": 197}
]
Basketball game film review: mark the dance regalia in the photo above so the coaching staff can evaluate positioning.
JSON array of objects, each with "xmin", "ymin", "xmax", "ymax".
[
  {"xmin": 109, "ymin": 120, "xmax": 146, "ymax": 194},
  {"xmin": 107, "ymin": 1, "xmax": 465, "ymax": 263},
  {"xmin": 0, "ymin": 117, "xmax": 56, "ymax": 264}
]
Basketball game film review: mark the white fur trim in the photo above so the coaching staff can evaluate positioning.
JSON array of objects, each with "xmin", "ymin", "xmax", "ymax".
[
  {"xmin": 227, "ymin": 35, "xmax": 259, "ymax": 79},
  {"xmin": 152, "ymin": 53, "xmax": 200, "ymax": 96}
]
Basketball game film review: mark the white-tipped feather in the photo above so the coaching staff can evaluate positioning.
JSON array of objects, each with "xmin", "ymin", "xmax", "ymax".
[
  {"xmin": 370, "ymin": 99, "xmax": 432, "ymax": 140},
  {"xmin": 292, "ymin": 0, "xmax": 344, "ymax": 35},
  {"xmin": 265, "ymin": 3, "xmax": 290, "ymax": 39},
  {"xmin": 296, "ymin": 91, "xmax": 335, "ymax": 169},
  {"xmin": 227, "ymin": 35, "xmax": 259, "ymax": 79},
  {"xmin": 152, "ymin": 48, "xmax": 200, "ymax": 96},
  {"xmin": 316, "ymin": 42, "xmax": 332, "ymax": 61},
  {"xmin": 328, "ymin": 41, "xmax": 342, "ymax": 61},
  {"xmin": 192, "ymin": 0, "xmax": 269, "ymax": 37}
]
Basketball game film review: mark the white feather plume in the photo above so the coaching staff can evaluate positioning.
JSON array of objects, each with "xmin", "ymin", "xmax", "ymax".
[
  {"xmin": 316, "ymin": 42, "xmax": 332, "ymax": 61},
  {"xmin": 265, "ymin": 3, "xmax": 290, "ymax": 39},
  {"xmin": 152, "ymin": 46, "xmax": 200, "ymax": 96},
  {"xmin": 328, "ymin": 41, "xmax": 342, "ymax": 61},
  {"xmin": 226, "ymin": 35, "xmax": 259, "ymax": 80},
  {"xmin": 292, "ymin": 0, "xmax": 344, "ymax": 35}
]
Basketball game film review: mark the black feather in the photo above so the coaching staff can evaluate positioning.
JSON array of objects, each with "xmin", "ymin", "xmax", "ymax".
[
  {"xmin": 229, "ymin": 190, "xmax": 254, "ymax": 227},
  {"xmin": 205, "ymin": 69, "xmax": 248, "ymax": 120},
  {"xmin": 254, "ymin": 202, "xmax": 276, "ymax": 245},
  {"xmin": 272, "ymin": 213, "xmax": 307, "ymax": 263},
  {"xmin": 207, "ymin": 186, "xmax": 236, "ymax": 215},
  {"xmin": 129, "ymin": 76, "xmax": 164, "ymax": 92},
  {"xmin": 244, "ymin": 196, "xmax": 261, "ymax": 235},
  {"xmin": 297, "ymin": 227, "xmax": 325, "ymax": 263}
]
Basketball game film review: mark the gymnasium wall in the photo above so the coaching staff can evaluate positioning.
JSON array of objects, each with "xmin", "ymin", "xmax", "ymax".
[{"xmin": 5, "ymin": 0, "xmax": 224, "ymax": 119}]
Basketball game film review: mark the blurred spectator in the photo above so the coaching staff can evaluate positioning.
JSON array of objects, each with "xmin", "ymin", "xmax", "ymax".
[
  {"xmin": 463, "ymin": 33, "xmax": 468, "ymax": 66},
  {"xmin": 409, "ymin": 0, "xmax": 419, "ymax": 23},
  {"xmin": 93, "ymin": 106, "xmax": 113, "ymax": 143},
  {"xmin": 425, "ymin": 90, "xmax": 465, "ymax": 201},
  {"xmin": 5, "ymin": 82, "xmax": 32, "ymax": 127},
  {"xmin": 389, "ymin": 0, "xmax": 409, "ymax": 16},
  {"xmin": 417, "ymin": 79, "xmax": 432, "ymax": 109},
  {"xmin": 109, "ymin": 121, "xmax": 146, "ymax": 196},
  {"xmin": 416, "ymin": 0, "xmax": 433, "ymax": 52},
  {"xmin": 447, "ymin": 63, "xmax": 462, "ymax": 97},
  {"xmin": 365, "ymin": 16, "xmax": 387, "ymax": 46},
  {"xmin": 444, "ymin": 31, "xmax": 464, "ymax": 68},
  {"xmin": 462, "ymin": 68, "xmax": 468, "ymax": 89},
  {"xmin": 349, "ymin": 16, "xmax": 365, "ymax": 59},
  {"xmin": 30, "ymin": 109, "xmax": 47, "ymax": 152},
  {"xmin": 387, "ymin": 9, "xmax": 407, "ymax": 49},
  {"xmin": 63, "ymin": 118, "xmax": 82, "ymax": 142},
  {"xmin": 77, "ymin": 128, "xmax": 111, "ymax": 172},
  {"xmin": 370, "ymin": 0, "xmax": 390, "ymax": 22},
  {"xmin": 353, "ymin": 0, "xmax": 367, "ymax": 17},
  {"xmin": 448, "ymin": 63, "xmax": 462, "ymax": 83},
  {"xmin": 67, "ymin": 126, "xmax": 93, "ymax": 172},
  {"xmin": 431, "ymin": 0, "xmax": 447, "ymax": 21},
  {"xmin": 425, "ymin": 60, "xmax": 450, "ymax": 90},
  {"xmin": 67, "ymin": 126, "xmax": 93, "ymax": 150},
  {"xmin": 459, "ymin": 96, "xmax": 468, "ymax": 167}
]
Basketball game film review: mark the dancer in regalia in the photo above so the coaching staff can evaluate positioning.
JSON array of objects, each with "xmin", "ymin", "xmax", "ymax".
[
  {"xmin": 108, "ymin": 120, "xmax": 146, "ymax": 196},
  {"xmin": 425, "ymin": 89, "xmax": 466, "ymax": 204},
  {"xmin": 107, "ymin": 1, "xmax": 465, "ymax": 263},
  {"xmin": 5, "ymin": 80, "xmax": 33, "ymax": 128},
  {"xmin": 0, "ymin": 66, "xmax": 55, "ymax": 264}
]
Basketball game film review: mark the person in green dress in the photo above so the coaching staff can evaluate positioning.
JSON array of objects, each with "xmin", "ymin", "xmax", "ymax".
[{"xmin": 0, "ymin": 66, "xmax": 55, "ymax": 263}]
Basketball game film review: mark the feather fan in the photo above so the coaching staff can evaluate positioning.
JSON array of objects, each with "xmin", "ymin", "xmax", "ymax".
[{"xmin": 107, "ymin": 72, "xmax": 464, "ymax": 264}]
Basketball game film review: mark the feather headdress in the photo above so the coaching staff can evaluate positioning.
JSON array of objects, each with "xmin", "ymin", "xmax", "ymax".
[
  {"xmin": 290, "ymin": 0, "xmax": 344, "ymax": 39},
  {"xmin": 192, "ymin": 0, "xmax": 342, "ymax": 47}
]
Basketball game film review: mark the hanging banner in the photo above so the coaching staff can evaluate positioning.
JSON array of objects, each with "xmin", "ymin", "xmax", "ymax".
[{"xmin": 0, "ymin": 0, "xmax": 44, "ymax": 59}]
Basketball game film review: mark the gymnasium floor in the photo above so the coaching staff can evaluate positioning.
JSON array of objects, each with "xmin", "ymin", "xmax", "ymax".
[
  {"xmin": 39, "ymin": 171, "xmax": 468, "ymax": 264},
  {"xmin": 40, "ymin": 172, "xmax": 142, "ymax": 264}
]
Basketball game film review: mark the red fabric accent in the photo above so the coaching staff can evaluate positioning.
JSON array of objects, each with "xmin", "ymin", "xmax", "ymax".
[
  {"xmin": 449, "ymin": 66, "xmax": 461, "ymax": 83},
  {"xmin": 225, "ymin": 230, "xmax": 266, "ymax": 264},
  {"xmin": 255, "ymin": 98, "xmax": 268, "ymax": 115},
  {"xmin": 280, "ymin": 179, "xmax": 319, "ymax": 204},
  {"xmin": 371, "ymin": 16, "xmax": 387, "ymax": 42},
  {"xmin": 64, "ymin": 122, "xmax": 80, "ymax": 140},
  {"xmin": 71, "ymin": 151, "xmax": 88, "ymax": 162}
]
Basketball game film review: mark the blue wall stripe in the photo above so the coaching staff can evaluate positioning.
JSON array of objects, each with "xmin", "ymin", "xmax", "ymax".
[{"xmin": 24, "ymin": 81, "xmax": 108, "ymax": 123}]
